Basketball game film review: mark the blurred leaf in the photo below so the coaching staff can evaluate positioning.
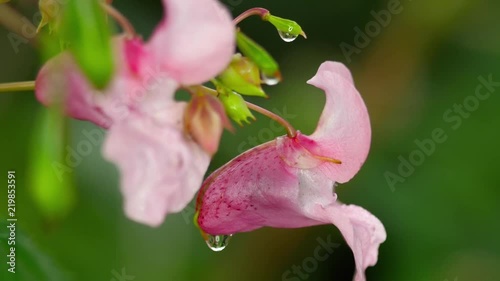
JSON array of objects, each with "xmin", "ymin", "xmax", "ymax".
[
  {"xmin": 61, "ymin": 0, "xmax": 114, "ymax": 89},
  {"xmin": 29, "ymin": 108, "xmax": 76, "ymax": 222}
]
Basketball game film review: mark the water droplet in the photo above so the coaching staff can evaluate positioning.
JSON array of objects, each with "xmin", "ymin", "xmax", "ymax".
[
  {"xmin": 278, "ymin": 30, "xmax": 298, "ymax": 42},
  {"xmin": 261, "ymin": 73, "xmax": 280, "ymax": 86},
  {"xmin": 205, "ymin": 234, "xmax": 232, "ymax": 252}
]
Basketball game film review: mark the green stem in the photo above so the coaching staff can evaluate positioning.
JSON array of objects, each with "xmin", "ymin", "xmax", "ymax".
[
  {"xmin": 0, "ymin": 81, "xmax": 36, "ymax": 93},
  {"xmin": 0, "ymin": 5, "xmax": 37, "ymax": 46}
]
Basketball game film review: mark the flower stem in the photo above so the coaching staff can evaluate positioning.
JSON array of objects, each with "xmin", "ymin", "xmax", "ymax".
[
  {"xmin": 245, "ymin": 101, "xmax": 297, "ymax": 138},
  {"xmin": 101, "ymin": 3, "xmax": 136, "ymax": 38},
  {"xmin": 0, "ymin": 5, "xmax": 37, "ymax": 46},
  {"xmin": 233, "ymin": 7, "xmax": 270, "ymax": 25},
  {"xmin": 0, "ymin": 81, "xmax": 35, "ymax": 93}
]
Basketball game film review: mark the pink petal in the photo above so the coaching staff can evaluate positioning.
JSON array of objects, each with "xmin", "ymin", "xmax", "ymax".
[
  {"xmin": 197, "ymin": 139, "xmax": 385, "ymax": 280},
  {"xmin": 307, "ymin": 62, "xmax": 371, "ymax": 183},
  {"xmin": 308, "ymin": 203, "xmax": 386, "ymax": 281},
  {"xmin": 35, "ymin": 53, "xmax": 112, "ymax": 128},
  {"xmin": 34, "ymin": 37, "xmax": 151, "ymax": 128},
  {"xmin": 105, "ymin": 111, "xmax": 210, "ymax": 227},
  {"xmin": 146, "ymin": 0, "xmax": 235, "ymax": 85}
]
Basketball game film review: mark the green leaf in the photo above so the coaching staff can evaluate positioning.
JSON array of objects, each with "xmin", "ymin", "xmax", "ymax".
[{"xmin": 61, "ymin": 0, "xmax": 114, "ymax": 89}]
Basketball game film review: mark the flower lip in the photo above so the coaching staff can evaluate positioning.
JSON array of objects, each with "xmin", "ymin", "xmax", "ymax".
[{"xmin": 194, "ymin": 61, "xmax": 384, "ymax": 281}]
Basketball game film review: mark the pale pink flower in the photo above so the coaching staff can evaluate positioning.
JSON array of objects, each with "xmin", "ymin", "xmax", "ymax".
[
  {"xmin": 35, "ymin": 0, "xmax": 235, "ymax": 226},
  {"xmin": 196, "ymin": 62, "xmax": 386, "ymax": 281}
]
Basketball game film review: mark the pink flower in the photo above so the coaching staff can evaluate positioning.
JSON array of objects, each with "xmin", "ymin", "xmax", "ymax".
[
  {"xmin": 35, "ymin": 0, "xmax": 235, "ymax": 226},
  {"xmin": 196, "ymin": 62, "xmax": 386, "ymax": 281}
]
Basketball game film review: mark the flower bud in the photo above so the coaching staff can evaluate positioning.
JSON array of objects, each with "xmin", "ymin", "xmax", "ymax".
[
  {"xmin": 217, "ymin": 54, "xmax": 267, "ymax": 97},
  {"xmin": 37, "ymin": 0, "xmax": 61, "ymax": 33},
  {"xmin": 217, "ymin": 87, "xmax": 255, "ymax": 126},
  {"xmin": 184, "ymin": 89, "xmax": 233, "ymax": 155},
  {"xmin": 263, "ymin": 14, "xmax": 307, "ymax": 42},
  {"xmin": 236, "ymin": 31, "xmax": 281, "ymax": 84}
]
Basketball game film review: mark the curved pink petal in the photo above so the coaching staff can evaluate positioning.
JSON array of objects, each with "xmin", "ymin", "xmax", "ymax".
[
  {"xmin": 105, "ymin": 111, "xmax": 210, "ymax": 227},
  {"xmin": 35, "ymin": 53, "xmax": 112, "ymax": 128},
  {"xmin": 307, "ymin": 203, "xmax": 386, "ymax": 281},
  {"xmin": 196, "ymin": 137, "xmax": 385, "ymax": 280},
  {"xmin": 146, "ymin": 0, "xmax": 235, "ymax": 85},
  {"xmin": 307, "ymin": 61, "xmax": 371, "ymax": 183},
  {"xmin": 34, "ymin": 37, "xmax": 150, "ymax": 128}
]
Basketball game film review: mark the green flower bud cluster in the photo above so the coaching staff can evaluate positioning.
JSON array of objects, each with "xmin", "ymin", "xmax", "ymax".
[{"xmin": 215, "ymin": 10, "xmax": 306, "ymax": 126}]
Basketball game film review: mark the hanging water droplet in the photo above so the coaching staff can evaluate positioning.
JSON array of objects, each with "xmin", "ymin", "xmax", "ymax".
[
  {"xmin": 205, "ymin": 234, "xmax": 232, "ymax": 252},
  {"xmin": 261, "ymin": 73, "xmax": 280, "ymax": 86},
  {"xmin": 278, "ymin": 30, "xmax": 298, "ymax": 42}
]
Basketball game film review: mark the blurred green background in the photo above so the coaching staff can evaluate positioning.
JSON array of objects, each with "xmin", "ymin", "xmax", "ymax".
[{"xmin": 1, "ymin": 0, "xmax": 500, "ymax": 280}]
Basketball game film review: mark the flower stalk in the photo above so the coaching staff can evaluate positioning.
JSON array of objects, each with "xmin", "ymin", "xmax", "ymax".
[
  {"xmin": 233, "ymin": 7, "xmax": 270, "ymax": 25},
  {"xmin": 101, "ymin": 3, "xmax": 137, "ymax": 38},
  {"xmin": 245, "ymin": 101, "xmax": 296, "ymax": 138},
  {"xmin": 0, "ymin": 81, "xmax": 35, "ymax": 93}
]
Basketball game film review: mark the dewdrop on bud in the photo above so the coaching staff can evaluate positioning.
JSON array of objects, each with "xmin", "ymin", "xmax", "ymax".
[{"xmin": 263, "ymin": 14, "xmax": 307, "ymax": 42}]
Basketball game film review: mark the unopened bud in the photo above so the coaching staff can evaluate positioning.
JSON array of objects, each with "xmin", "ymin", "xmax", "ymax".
[
  {"xmin": 37, "ymin": 0, "xmax": 62, "ymax": 33},
  {"xmin": 263, "ymin": 14, "xmax": 307, "ymax": 42},
  {"xmin": 184, "ymin": 89, "xmax": 233, "ymax": 155},
  {"xmin": 217, "ymin": 87, "xmax": 255, "ymax": 126},
  {"xmin": 218, "ymin": 54, "xmax": 267, "ymax": 97},
  {"xmin": 236, "ymin": 31, "xmax": 281, "ymax": 84}
]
